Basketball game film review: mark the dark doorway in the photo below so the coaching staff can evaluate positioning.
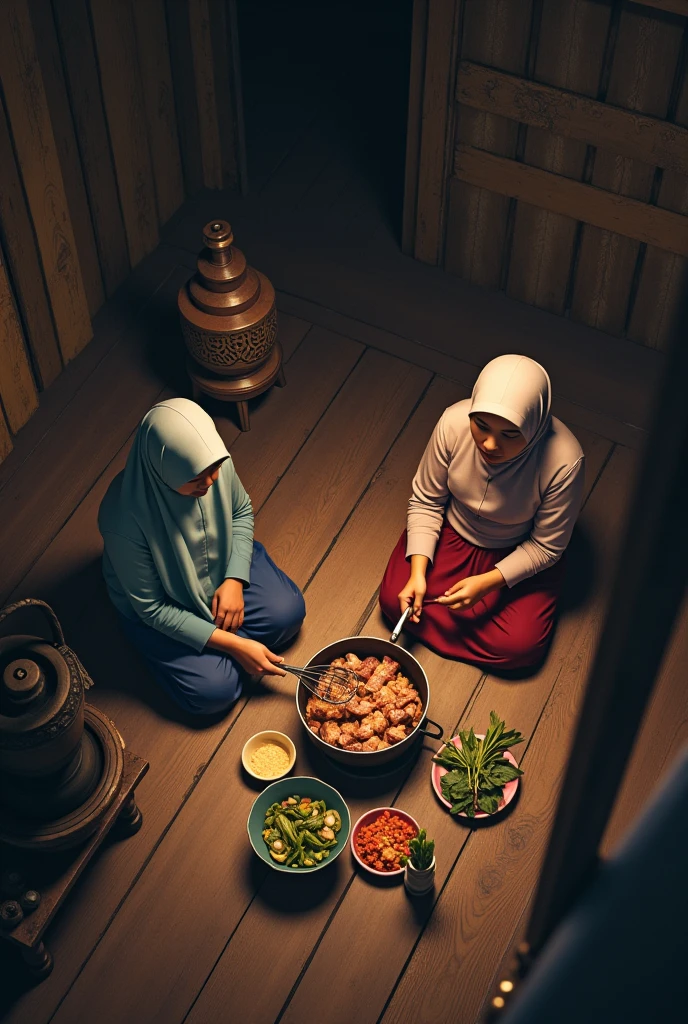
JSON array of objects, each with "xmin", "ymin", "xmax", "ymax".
[{"xmin": 236, "ymin": 0, "xmax": 414, "ymax": 241}]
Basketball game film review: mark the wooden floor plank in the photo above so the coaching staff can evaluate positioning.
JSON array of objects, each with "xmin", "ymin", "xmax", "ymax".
[
  {"xmin": 185, "ymin": 424, "xmax": 612, "ymax": 1024},
  {"xmin": 162, "ymin": 193, "xmax": 655, "ymax": 450},
  {"xmin": 181, "ymin": 382, "xmax": 475, "ymax": 1024},
  {"xmin": 5, "ymin": 316, "xmax": 316, "ymax": 635},
  {"xmin": 188, "ymin": 624, "xmax": 482, "ymax": 1024},
  {"xmin": 0, "ymin": 245, "xmax": 181, "ymax": 495},
  {"xmin": 248, "ymin": 439, "xmax": 617, "ymax": 1024},
  {"xmin": 253, "ymin": 350, "xmax": 431, "ymax": 589},
  {"xmin": 275, "ymin": 292, "xmax": 645, "ymax": 450},
  {"xmin": 48, "ymin": 355, "xmax": 431, "ymax": 1024},
  {"xmin": 0, "ymin": 266, "xmax": 193, "ymax": 605},
  {"xmin": 162, "ymin": 169, "xmax": 661, "ymax": 445},
  {"xmin": 0, "ymin": 322, "xmax": 355, "ymax": 1024},
  {"xmin": 378, "ymin": 449, "xmax": 638, "ymax": 1024}
]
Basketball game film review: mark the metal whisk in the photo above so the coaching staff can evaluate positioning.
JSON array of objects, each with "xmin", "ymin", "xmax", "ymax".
[{"xmin": 281, "ymin": 663, "xmax": 360, "ymax": 705}]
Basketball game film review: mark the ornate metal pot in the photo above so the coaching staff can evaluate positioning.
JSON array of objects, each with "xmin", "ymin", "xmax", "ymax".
[{"xmin": 0, "ymin": 599, "xmax": 124, "ymax": 850}]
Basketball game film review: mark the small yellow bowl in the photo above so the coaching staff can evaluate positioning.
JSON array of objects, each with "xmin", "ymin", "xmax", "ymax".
[{"xmin": 241, "ymin": 731, "xmax": 296, "ymax": 781}]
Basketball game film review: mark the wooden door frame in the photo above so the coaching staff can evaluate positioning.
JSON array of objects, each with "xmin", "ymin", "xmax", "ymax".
[{"xmin": 402, "ymin": 0, "xmax": 461, "ymax": 262}]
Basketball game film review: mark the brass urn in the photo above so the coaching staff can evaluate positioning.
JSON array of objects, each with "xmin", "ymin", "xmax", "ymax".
[
  {"xmin": 178, "ymin": 219, "xmax": 278, "ymax": 377},
  {"xmin": 0, "ymin": 599, "xmax": 124, "ymax": 850}
]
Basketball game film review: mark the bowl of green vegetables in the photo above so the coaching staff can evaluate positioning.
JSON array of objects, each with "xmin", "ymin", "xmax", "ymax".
[{"xmin": 247, "ymin": 776, "xmax": 351, "ymax": 872}]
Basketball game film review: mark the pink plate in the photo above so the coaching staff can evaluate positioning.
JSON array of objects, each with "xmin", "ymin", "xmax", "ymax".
[
  {"xmin": 351, "ymin": 807, "xmax": 419, "ymax": 878},
  {"xmin": 431, "ymin": 734, "xmax": 520, "ymax": 818}
]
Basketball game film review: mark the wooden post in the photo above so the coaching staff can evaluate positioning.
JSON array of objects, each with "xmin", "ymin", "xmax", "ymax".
[
  {"xmin": 0, "ymin": 244, "xmax": 38, "ymax": 433},
  {"xmin": 0, "ymin": 0, "xmax": 92, "ymax": 364},
  {"xmin": 89, "ymin": 0, "xmax": 159, "ymax": 266},
  {"xmin": 52, "ymin": 0, "xmax": 130, "ymax": 297},
  {"xmin": 28, "ymin": 0, "xmax": 104, "ymax": 317},
  {"xmin": 524, "ymin": 266, "xmax": 688, "ymax": 955},
  {"xmin": 132, "ymin": 0, "xmax": 185, "ymax": 226},
  {"xmin": 0, "ymin": 94, "xmax": 62, "ymax": 389}
]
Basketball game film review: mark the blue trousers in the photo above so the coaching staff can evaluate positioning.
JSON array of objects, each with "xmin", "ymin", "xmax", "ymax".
[{"xmin": 119, "ymin": 541, "xmax": 305, "ymax": 715}]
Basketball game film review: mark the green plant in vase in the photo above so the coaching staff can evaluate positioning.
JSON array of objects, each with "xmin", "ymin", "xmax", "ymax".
[{"xmin": 401, "ymin": 828, "xmax": 435, "ymax": 870}]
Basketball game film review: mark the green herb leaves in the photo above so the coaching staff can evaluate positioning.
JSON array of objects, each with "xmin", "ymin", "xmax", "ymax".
[
  {"xmin": 400, "ymin": 828, "xmax": 435, "ymax": 870},
  {"xmin": 433, "ymin": 712, "xmax": 524, "ymax": 818}
]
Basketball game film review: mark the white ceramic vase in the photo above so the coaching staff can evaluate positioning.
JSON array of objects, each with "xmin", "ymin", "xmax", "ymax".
[{"xmin": 404, "ymin": 856, "xmax": 436, "ymax": 896}]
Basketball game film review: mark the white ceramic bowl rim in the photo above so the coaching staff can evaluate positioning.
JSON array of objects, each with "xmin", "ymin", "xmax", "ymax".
[{"xmin": 241, "ymin": 730, "xmax": 296, "ymax": 780}]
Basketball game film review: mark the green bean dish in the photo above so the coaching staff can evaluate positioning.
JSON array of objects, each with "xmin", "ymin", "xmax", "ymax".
[{"xmin": 262, "ymin": 794, "xmax": 342, "ymax": 868}]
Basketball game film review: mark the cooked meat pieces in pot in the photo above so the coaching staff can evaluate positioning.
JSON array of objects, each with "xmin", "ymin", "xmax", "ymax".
[
  {"xmin": 305, "ymin": 654, "xmax": 424, "ymax": 750},
  {"xmin": 355, "ymin": 656, "xmax": 380, "ymax": 680},
  {"xmin": 375, "ymin": 686, "xmax": 396, "ymax": 707},
  {"xmin": 387, "ymin": 706, "xmax": 413, "ymax": 727},
  {"xmin": 320, "ymin": 721, "xmax": 342, "ymax": 745},
  {"xmin": 374, "ymin": 655, "xmax": 400, "ymax": 680},
  {"xmin": 306, "ymin": 697, "xmax": 344, "ymax": 721},
  {"xmin": 345, "ymin": 698, "xmax": 376, "ymax": 718}
]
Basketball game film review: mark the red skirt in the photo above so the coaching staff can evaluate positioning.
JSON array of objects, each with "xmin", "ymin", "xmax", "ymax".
[{"xmin": 379, "ymin": 521, "xmax": 565, "ymax": 671}]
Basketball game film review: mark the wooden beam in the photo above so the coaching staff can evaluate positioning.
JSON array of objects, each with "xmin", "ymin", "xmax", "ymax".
[
  {"xmin": 226, "ymin": 0, "xmax": 248, "ymax": 193},
  {"xmin": 0, "ymin": 409, "xmax": 12, "ymax": 464},
  {"xmin": 132, "ymin": 0, "xmax": 184, "ymax": 226},
  {"xmin": 628, "ymin": 0, "xmax": 688, "ymax": 16},
  {"xmin": 189, "ymin": 0, "xmax": 223, "ymax": 189},
  {"xmin": 0, "ymin": 246, "xmax": 38, "ymax": 434},
  {"xmin": 28, "ymin": 0, "xmax": 104, "ymax": 317},
  {"xmin": 504, "ymin": 0, "xmax": 613, "ymax": 317},
  {"xmin": 208, "ymin": 0, "xmax": 243, "ymax": 191},
  {"xmin": 454, "ymin": 144, "xmax": 688, "ymax": 256},
  {"xmin": 0, "ymin": 95, "xmax": 62, "ymax": 389},
  {"xmin": 166, "ymin": 0, "xmax": 203, "ymax": 194},
  {"xmin": 414, "ymin": 0, "xmax": 461, "ymax": 265},
  {"xmin": 52, "ymin": 0, "xmax": 130, "ymax": 298},
  {"xmin": 0, "ymin": 0, "xmax": 92, "ymax": 364},
  {"xmin": 402, "ymin": 0, "xmax": 428, "ymax": 255},
  {"xmin": 89, "ymin": 0, "xmax": 159, "ymax": 266},
  {"xmin": 457, "ymin": 61, "xmax": 688, "ymax": 175}
]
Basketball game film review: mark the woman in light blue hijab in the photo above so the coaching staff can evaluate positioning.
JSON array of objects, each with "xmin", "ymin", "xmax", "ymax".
[{"xmin": 98, "ymin": 399, "xmax": 305, "ymax": 715}]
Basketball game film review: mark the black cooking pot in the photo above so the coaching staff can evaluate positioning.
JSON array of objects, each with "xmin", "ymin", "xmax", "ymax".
[{"xmin": 296, "ymin": 634, "xmax": 443, "ymax": 767}]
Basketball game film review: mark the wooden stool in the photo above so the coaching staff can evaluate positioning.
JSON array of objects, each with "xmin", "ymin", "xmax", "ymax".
[{"xmin": 187, "ymin": 341, "xmax": 286, "ymax": 431}]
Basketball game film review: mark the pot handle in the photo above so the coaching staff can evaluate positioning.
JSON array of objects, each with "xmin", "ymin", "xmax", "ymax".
[
  {"xmin": 417, "ymin": 718, "xmax": 444, "ymax": 741},
  {"xmin": 0, "ymin": 598, "xmax": 65, "ymax": 646}
]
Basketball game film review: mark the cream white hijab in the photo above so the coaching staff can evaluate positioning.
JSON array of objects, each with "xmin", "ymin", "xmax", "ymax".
[{"xmin": 469, "ymin": 354, "xmax": 552, "ymax": 469}]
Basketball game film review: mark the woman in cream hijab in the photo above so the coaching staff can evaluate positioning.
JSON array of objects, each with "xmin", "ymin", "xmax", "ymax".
[
  {"xmin": 99, "ymin": 399, "xmax": 304, "ymax": 714},
  {"xmin": 379, "ymin": 354, "xmax": 584, "ymax": 670}
]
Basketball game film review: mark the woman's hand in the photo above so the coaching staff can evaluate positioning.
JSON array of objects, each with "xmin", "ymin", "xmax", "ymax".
[
  {"xmin": 398, "ymin": 573, "xmax": 427, "ymax": 622},
  {"xmin": 231, "ymin": 637, "xmax": 286, "ymax": 677},
  {"xmin": 398, "ymin": 554, "xmax": 430, "ymax": 623},
  {"xmin": 436, "ymin": 569, "xmax": 505, "ymax": 611},
  {"xmin": 212, "ymin": 578, "xmax": 245, "ymax": 632}
]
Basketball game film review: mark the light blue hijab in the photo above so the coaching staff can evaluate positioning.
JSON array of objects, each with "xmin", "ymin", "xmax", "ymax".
[{"xmin": 99, "ymin": 399, "xmax": 243, "ymax": 624}]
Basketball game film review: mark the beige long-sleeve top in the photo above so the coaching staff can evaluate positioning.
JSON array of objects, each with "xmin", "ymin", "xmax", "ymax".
[{"xmin": 406, "ymin": 400, "xmax": 585, "ymax": 587}]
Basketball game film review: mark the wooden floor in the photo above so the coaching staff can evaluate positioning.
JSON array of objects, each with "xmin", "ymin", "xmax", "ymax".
[{"xmin": 1, "ymin": 62, "xmax": 687, "ymax": 1024}]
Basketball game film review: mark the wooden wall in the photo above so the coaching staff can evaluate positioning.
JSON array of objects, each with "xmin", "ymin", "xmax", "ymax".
[
  {"xmin": 0, "ymin": 0, "xmax": 244, "ymax": 465},
  {"xmin": 404, "ymin": 0, "xmax": 688, "ymax": 351}
]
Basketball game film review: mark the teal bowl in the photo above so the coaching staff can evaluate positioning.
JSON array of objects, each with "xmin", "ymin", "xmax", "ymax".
[{"xmin": 247, "ymin": 776, "xmax": 351, "ymax": 873}]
